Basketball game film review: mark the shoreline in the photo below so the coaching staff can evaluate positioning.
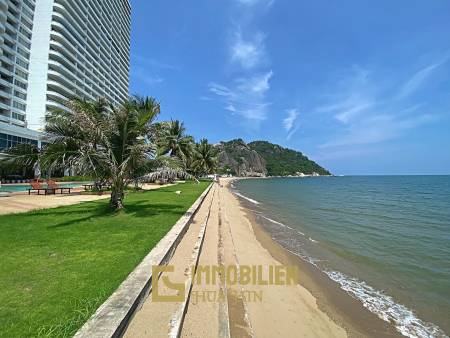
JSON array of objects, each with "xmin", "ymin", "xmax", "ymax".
[
  {"xmin": 122, "ymin": 178, "xmax": 411, "ymax": 337},
  {"xmin": 229, "ymin": 177, "xmax": 405, "ymax": 338}
]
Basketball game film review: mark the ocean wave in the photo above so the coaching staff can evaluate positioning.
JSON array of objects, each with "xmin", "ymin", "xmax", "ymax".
[
  {"xmin": 234, "ymin": 192, "xmax": 260, "ymax": 205},
  {"xmin": 308, "ymin": 237, "xmax": 318, "ymax": 243},
  {"xmin": 325, "ymin": 271, "xmax": 448, "ymax": 338},
  {"xmin": 259, "ymin": 215, "xmax": 286, "ymax": 227}
]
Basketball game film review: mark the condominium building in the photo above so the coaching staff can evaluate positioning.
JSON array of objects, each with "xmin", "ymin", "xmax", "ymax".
[
  {"xmin": 0, "ymin": 0, "xmax": 35, "ymax": 128},
  {"xmin": 26, "ymin": 0, "xmax": 131, "ymax": 130},
  {"xmin": 0, "ymin": 0, "xmax": 131, "ymax": 152}
]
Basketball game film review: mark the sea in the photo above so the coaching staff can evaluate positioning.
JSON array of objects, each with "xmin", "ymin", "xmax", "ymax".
[{"xmin": 233, "ymin": 176, "xmax": 450, "ymax": 338}]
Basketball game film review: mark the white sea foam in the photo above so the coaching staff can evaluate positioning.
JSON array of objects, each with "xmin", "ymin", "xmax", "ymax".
[
  {"xmin": 234, "ymin": 192, "xmax": 260, "ymax": 205},
  {"xmin": 325, "ymin": 271, "xmax": 448, "ymax": 338},
  {"xmin": 309, "ymin": 237, "xmax": 318, "ymax": 243},
  {"xmin": 284, "ymin": 247, "xmax": 319, "ymax": 267},
  {"xmin": 259, "ymin": 215, "xmax": 286, "ymax": 227},
  {"xmin": 258, "ymin": 214, "xmax": 306, "ymax": 235}
]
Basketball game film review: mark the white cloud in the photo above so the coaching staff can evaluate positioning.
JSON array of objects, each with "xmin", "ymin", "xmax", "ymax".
[
  {"xmin": 236, "ymin": 0, "xmax": 259, "ymax": 5},
  {"xmin": 230, "ymin": 31, "xmax": 267, "ymax": 70},
  {"xmin": 208, "ymin": 0, "xmax": 274, "ymax": 126},
  {"xmin": 286, "ymin": 124, "xmax": 300, "ymax": 141},
  {"xmin": 225, "ymin": 104, "xmax": 237, "ymax": 112},
  {"xmin": 131, "ymin": 65, "xmax": 164, "ymax": 87},
  {"xmin": 283, "ymin": 109, "xmax": 299, "ymax": 131},
  {"xmin": 236, "ymin": 71, "xmax": 273, "ymax": 95},
  {"xmin": 334, "ymin": 101, "xmax": 373, "ymax": 123},
  {"xmin": 319, "ymin": 113, "xmax": 436, "ymax": 148},
  {"xmin": 315, "ymin": 66, "xmax": 374, "ymax": 124},
  {"xmin": 313, "ymin": 62, "xmax": 443, "ymax": 154},
  {"xmin": 397, "ymin": 58, "xmax": 448, "ymax": 99},
  {"xmin": 209, "ymin": 70, "xmax": 273, "ymax": 122},
  {"xmin": 209, "ymin": 83, "xmax": 233, "ymax": 97},
  {"xmin": 234, "ymin": 0, "xmax": 275, "ymax": 7}
]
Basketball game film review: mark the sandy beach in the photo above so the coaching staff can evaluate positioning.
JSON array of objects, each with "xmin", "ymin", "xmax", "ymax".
[{"xmin": 124, "ymin": 178, "xmax": 405, "ymax": 337}]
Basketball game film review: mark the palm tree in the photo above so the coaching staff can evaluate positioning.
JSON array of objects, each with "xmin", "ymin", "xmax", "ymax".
[
  {"xmin": 191, "ymin": 139, "xmax": 218, "ymax": 177},
  {"xmin": 156, "ymin": 120, "xmax": 194, "ymax": 164},
  {"xmin": 141, "ymin": 156, "xmax": 194, "ymax": 183},
  {"xmin": 3, "ymin": 96, "xmax": 161, "ymax": 210}
]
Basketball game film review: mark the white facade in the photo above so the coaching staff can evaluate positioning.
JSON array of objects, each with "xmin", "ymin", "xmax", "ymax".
[
  {"xmin": 0, "ymin": 0, "xmax": 35, "ymax": 128},
  {"xmin": 1, "ymin": 0, "xmax": 130, "ymax": 135},
  {"xmin": 26, "ymin": 0, "xmax": 131, "ymax": 130}
]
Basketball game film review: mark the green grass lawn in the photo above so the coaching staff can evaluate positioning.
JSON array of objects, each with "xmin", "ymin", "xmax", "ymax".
[{"xmin": 0, "ymin": 181, "xmax": 210, "ymax": 337}]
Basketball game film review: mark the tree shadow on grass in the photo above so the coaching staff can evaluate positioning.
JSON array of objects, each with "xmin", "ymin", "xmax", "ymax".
[
  {"xmin": 45, "ymin": 202, "xmax": 187, "ymax": 229},
  {"xmin": 122, "ymin": 201, "xmax": 186, "ymax": 218},
  {"xmin": 3, "ymin": 188, "xmax": 196, "ymax": 230}
]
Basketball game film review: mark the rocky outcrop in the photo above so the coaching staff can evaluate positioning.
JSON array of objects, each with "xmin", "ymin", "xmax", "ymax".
[
  {"xmin": 249, "ymin": 141, "xmax": 331, "ymax": 176},
  {"xmin": 215, "ymin": 139, "xmax": 331, "ymax": 177},
  {"xmin": 216, "ymin": 139, "xmax": 267, "ymax": 177}
]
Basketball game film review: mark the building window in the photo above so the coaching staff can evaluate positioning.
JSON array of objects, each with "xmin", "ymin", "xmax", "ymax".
[
  {"xmin": 24, "ymin": 0, "xmax": 35, "ymax": 11},
  {"xmin": 17, "ymin": 47, "xmax": 30, "ymax": 59},
  {"xmin": 18, "ymin": 36, "xmax": 31, "ymax": 49},
  {"xmin": 19, "ymin": 26, "xmax": 32, "ymax": 39},
  {"xmin": 0, "ymin": 133, "xmax": 38, "ymax": 150},
  {"xmin": 22, "ymin": 7, "xmax": 34, "ymax": 21},
  {"xmin": 14, "ymin": 79, "xmax": 27, "ymax": 90},
  {"xmin": 14, "ymin": 90, "xmax": 27, "ymax": 100},
  {"xmin": 0, "ymin": 133, "xmax": 8, "ymax": 150},
  {"xmin": 22, "ymin": 20, "xmax": 33, "ymax": 30},
  {"xmin": 15, "ymin": 68, "xmax": 28, "ymax": 80},
  {"xmin": 13, "ymin": 101, "xmax": 26, "ymax": 111},
  {"xmin": 12, "ymin": 112, "xmax": 26, "ymax": 121},
  {"xmin": 16, "ymin": 58, "xmax": 29, "ymax": 70}
]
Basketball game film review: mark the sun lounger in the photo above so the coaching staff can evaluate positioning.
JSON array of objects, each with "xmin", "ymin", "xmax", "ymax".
[
  {"xmin": 47, "ymin": 180, "xmax": 72, "ymax": 194},
  {"xmin": 28, "ymin": 181, "xmax": 55, "ymax": 195}
]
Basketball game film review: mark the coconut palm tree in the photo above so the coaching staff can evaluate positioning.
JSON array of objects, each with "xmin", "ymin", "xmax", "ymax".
[
  {"xmin": 3, "ymin": 96, "xmax": 161, "ymax": 210},
  {"xmin": 156, "ymin": 120, "xmax": 194, "ymax": 164},
  {"xmin": 141, "ymin": 156, "xmax": 194, "ymax": 183},
  {"xmin": 191, "ymin": 138, "xmax": 218, "ymax": 177}
]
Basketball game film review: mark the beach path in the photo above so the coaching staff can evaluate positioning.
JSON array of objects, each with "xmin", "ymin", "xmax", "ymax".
[{"xmin": 124, "ymin": 179, "xmax": 347, "ymax": 337}]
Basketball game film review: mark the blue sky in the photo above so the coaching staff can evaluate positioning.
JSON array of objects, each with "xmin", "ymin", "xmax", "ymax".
[{"xmin": 129, "ymin": 0, "xmax": 450, "ymax": 175}]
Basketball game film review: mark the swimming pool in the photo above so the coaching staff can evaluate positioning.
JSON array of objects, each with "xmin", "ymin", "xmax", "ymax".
[{"xmin": 0, "ymin": 182, "xmax": 88, "ymax": 193}]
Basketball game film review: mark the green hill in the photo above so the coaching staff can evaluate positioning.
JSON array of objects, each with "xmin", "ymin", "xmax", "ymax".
[{"xmin": 248, "ymin": 141, "xmax": 331, "ymax": 176}]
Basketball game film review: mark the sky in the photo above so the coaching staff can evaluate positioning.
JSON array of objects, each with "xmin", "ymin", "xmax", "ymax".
[{"xmin": 129, "ymin": 0, "xmax": 450, "ymax": 175}]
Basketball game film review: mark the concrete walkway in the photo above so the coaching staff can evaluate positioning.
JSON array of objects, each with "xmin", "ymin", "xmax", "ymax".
[{"xmin": 0, "ymin": 191, "xmax": 109, "ymax": 215}]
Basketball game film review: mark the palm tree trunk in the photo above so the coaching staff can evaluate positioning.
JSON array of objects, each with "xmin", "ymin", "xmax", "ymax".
[{"xmin": 110, "ymin": 180, "xmax": 125, "ymax": 210}]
